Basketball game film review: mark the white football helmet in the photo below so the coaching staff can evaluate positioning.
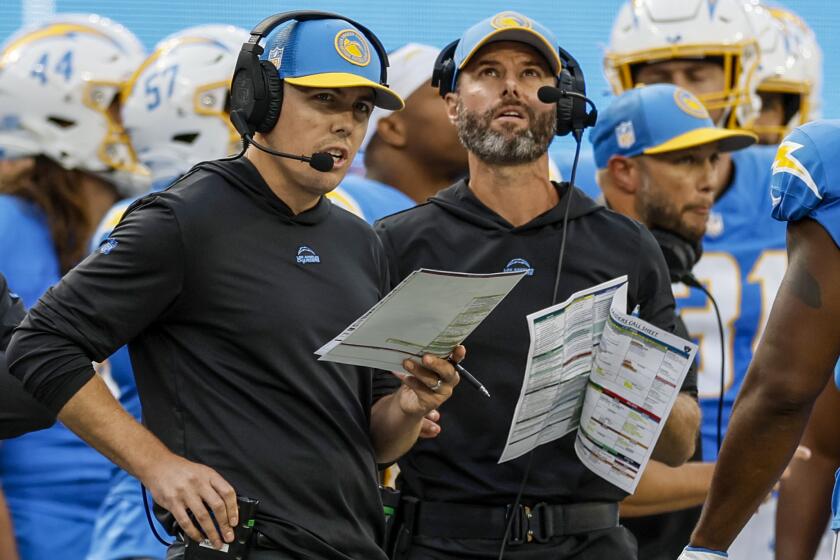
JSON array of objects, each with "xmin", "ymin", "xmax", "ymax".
[
  {"xmin": 767, "ymin": 6, "xmax": 822, "ymax": 123},
  {"xmin": 741, "ymin": 2, "xmax": 809, "ymax": 141},
  {"xmin": 0, "ymin": 14, "xmax": 149, "ymax": 196},
  {"xmin": 121, "ymin": 25, "xmax": 249, "ymax": 182},
  {"xmin": 604, "ymin": 0, "xmax": 761, "ymax": 128}
]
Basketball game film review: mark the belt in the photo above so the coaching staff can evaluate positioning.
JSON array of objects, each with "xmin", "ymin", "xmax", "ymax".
[{"xmin": 411, "ymin": 500, "xmax": 619, "ymax": 545}]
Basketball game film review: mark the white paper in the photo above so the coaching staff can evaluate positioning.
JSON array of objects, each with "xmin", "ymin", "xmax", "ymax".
[
  {"xmin": 499, "ymin": 276, "xmax": 626, "ymax": 463},
  {"xmin": 499, "ymin": 277, "xmax": 697, "ymax": 494},
  {"xmin": 574, "ymin": 284, "xmax": 697, "ymax": 492},
  {"xmin": 316, "ymin": 268, "xmax": 526, "ymax": 373}
]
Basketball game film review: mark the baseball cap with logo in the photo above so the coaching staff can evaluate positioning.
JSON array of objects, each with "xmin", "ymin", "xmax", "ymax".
[
  {"xmin": 361, "ymin": 43, "xmax": 441, "ymax": 151},
  {"xmin": 261, "ymin": 18, "xmax": 404, "ymax": 111},
  {"xmin": 590, "ymin": 84, "xmax": 757, "ymax": 169},
  {"xmin": 449, "ymin": 11, "xmax": 563, "ymax": 91}
]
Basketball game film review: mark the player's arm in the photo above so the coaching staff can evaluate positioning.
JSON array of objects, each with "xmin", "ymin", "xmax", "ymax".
[
  {"xmin": 689, "ymin": 218, "xmax": 840, "ymax": 551},
  {"xmin": 6, "ymin": 198, "xmax": 237, "ymax": 549},
  {"xmin": 775, "ymin": 380, "xmax": 840, "ymax": 560}
]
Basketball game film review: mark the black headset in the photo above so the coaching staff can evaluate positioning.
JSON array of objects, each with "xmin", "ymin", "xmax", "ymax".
[
  {"xmin": 229, "ymin": 10, "xmax": 391, "ymax": 136},
  {"xmin": 431, "ymin": 40, "xmax": 597, "ymax": 137}
]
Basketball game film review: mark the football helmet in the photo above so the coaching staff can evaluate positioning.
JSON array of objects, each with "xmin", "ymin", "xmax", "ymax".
[
  {"xmin": 604, "ymin": 0, "xmax": 761, "ymax": 128},
  {"xmin": 767, "ymin": 6, "xmax": 822, "ymax": 122},
  {"xmin": 121, "ymin": 24, "xmax": 249, "ymax": 181},
  {"xmin": 743, "ymin": 2, "xmax": 811, "ymax": 141},
  {"xmin": 0, "ymin": 14, "xmax": 149, "ymax": 196}
]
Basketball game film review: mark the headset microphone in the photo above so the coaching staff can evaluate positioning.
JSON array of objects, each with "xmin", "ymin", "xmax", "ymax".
[
  {"xmin": 229, "ymin": 110, "xmax": 335, "ymax": 172},
  {"xmin": 246, "ymin": 136, "xmax": 335, "ymax": 172},
  {"xmin": 537, "ymin": 85, "xmax": 570, "ymax": 104}
]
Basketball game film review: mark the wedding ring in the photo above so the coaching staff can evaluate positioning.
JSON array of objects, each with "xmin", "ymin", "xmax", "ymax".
[{"xmin": 430, "ymin": 379, "xmax": 443, "ymax": 392}]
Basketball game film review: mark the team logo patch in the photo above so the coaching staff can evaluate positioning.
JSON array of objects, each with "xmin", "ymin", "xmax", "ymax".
[
  {"xmin": 771, "ymin": 140, "xmax": 822, "ymax": 200},
  {"xmin": 491, "ymin": 11, "xmax": 533, "ymax": 30},
  {"xmin": 99, "ymin": 237, "xmax": 119, "ymax": 255},
  {"xmin": 616, "ymin": 121, "xmax": 636, "ymax": 149},
  {"xmin": 334, "ymin": 29, "xmax": 370, "ymax": 67},
  {"xmin": 504, "ymin": 258, "xmax": 534, "ymax": 276},
  {"xmin": 296, "ymin": 245, "xmax": 321, "ymax": 264},
  {"xmin": 674, "ymin": 88, "xmax": 709, "ymax": 119},
  {"xmin": 268, "ymin": 46, "xmax": 284, "ymax": 69}
]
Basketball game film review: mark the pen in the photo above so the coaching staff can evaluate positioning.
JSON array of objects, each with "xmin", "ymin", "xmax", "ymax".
[{"xmin": 447, "ymin": 358, "xmax": 491, "ymax": 399}]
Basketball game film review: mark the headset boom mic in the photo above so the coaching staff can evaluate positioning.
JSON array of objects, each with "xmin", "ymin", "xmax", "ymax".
[
  {"xmin": 538, "ymin": 85, "xmax": 562, "ymax": 104},
  {"xmin": 308, "ymin": 152, "xmax": 335, "ymax": 172},
  {"xmin": 245, "ymin": 135, "xmax": 335, "ymax": 173}
]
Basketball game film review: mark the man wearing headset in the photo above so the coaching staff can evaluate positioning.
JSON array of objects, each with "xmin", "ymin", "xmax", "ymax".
[
  {"xmin": 375, "ymin": 12, "xmax": 698, "ymax": 559},
  {"xmin": 7, "ymin": 13, "xmax": 463, "ymax": 560}
]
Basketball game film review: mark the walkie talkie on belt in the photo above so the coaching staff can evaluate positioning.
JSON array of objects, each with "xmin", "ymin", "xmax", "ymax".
[{"xmin": 184, "ymin": 496, "xmax": 260, "ymax": 560}]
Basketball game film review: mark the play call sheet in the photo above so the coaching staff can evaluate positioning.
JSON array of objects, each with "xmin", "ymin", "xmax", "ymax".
[{"xmin": 499, "ymin": 276, "xmax": 697, "ymax": 493}]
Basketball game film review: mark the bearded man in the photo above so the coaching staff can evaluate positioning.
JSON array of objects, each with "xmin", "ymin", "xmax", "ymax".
[{"xmin": 374, "ymin": 12, "xmax": 696, "ymax": 560}]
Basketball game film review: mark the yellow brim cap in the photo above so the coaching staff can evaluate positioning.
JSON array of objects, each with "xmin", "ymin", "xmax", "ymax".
[
  {"xmin": 285, "ymin": 72, "xmax": 405, "ymax": 111},
  {"xmin": 643, "ymin": 128, "xmax": 758, "ymax": 156},
  {"xmin": 457, "ymin": 27, "xmax": 563, "ymax": 75}
]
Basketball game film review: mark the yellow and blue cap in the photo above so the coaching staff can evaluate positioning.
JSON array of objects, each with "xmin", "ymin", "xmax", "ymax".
[
  {"xmin": 451, "ymin": 11, "xmax": 562, "ymax": 89},
  {"xmin": 591, "ymin": 84, "xmax": 757, "ymax": 169},
  {"xmin": 261, "ymin": 18, "xmax": 403, "ymax": 111}
]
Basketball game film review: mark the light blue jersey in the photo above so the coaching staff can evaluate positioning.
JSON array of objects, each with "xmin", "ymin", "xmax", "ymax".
[
  {"xmin": 770, "ymin": 120, "xmax": 840, "ymax": 248},
  {"xmin": 673, "ymin": 145, "xmax": 787, "ymax": 460},
  {"xmin": 551, "ymin": 142, "xmax": 601, "ymax": 199},
  {"xmin": 86, "ymin": 188, "xmax": 171, "ymax": 560},
  {"xmin": 0, "ymin": 195, "xmax": 113, "ymax": 560},
  {"xmin": 767, "ymin": 120, "xmax": 840, "ymax": 536},
  {"xmin": 0, "ymin": 195, "xmax": 59, "ymax": 307},
  {"xmin": 334, "ymin": 174, "xmax": 415, "ymax": 223}
]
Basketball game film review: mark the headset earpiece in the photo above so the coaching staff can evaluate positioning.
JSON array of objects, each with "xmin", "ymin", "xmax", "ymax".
[
  {"xmin": 255, "ymin": 60, "xmax": 283, "ymax": 133},
  {"xmin": 432, "ymin": 40, "xmax": 459, "ymax": 98},
  {"xmin": 229, "ymin": 10, "xmax": 391, "ymax": 136},
  {"xmin": 554, "ymin": 69, "xmax": 576, "ymax": 137},
  {"xmin": 555, "ymin": 46, "xmax": 597, "ymax": 138}
]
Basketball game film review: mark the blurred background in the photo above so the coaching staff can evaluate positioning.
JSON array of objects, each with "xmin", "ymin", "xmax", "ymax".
[{"xmin": 1, "ymin": 0, "xmax": 836, "ymax": 165}]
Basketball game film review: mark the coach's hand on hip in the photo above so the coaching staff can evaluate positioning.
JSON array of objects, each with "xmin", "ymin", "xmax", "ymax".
[{"xmin": 143, "ymin": 452, "xmax": 238, "ymax": 550}]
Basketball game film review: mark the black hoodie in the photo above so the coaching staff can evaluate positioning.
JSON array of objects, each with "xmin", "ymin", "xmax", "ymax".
[
  {"xmin": 375, "ymin": 179, "xmax": 676, "ymax": 505},
  {"xmin": 9, "ymin": 157, "xmax": 393, "ymax": 559}
]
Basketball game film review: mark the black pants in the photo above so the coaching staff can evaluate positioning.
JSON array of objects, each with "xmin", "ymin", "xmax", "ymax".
[{"xmin": 399, "ymin": 526, "xmax": 638, "ymax": 559}]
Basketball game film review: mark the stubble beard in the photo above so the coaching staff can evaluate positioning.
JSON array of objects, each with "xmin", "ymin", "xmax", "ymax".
[
  {"xmin": 454, "ymin": 98, "xmax": 556, "ymax": 165},
  {"xmin": 636, "ymin": 172, "xmax": 706, "ymax": 242}
]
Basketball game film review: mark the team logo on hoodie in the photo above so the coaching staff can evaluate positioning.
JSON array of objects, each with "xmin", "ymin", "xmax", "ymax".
[
  {"xmin": 504, "ymin": 258, "xmax": 534, "ymax": 276},
  {"xmin": 296, "ymin": 246, "xmax": 321, "ymax": 264}
]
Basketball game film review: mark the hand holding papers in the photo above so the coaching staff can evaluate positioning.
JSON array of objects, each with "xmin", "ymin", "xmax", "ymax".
[
  {"xmin": 316, "ymin": 269, "xmax": 526, "ymax": 395},
  {"xmin": 499, "ymin": 276, "xmax": 697, "ymax": 493}
]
